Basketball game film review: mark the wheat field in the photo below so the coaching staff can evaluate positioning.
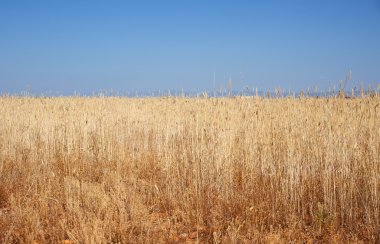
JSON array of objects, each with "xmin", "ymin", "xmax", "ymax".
[{"xmin": 0, "ymin": 96, "xmax": 379, "ymax": 243}]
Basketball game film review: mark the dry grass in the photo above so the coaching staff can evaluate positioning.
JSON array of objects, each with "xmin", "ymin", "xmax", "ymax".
[{"xmin": 0, "ymin": 96, "xmax": 379, "ymax": 243}]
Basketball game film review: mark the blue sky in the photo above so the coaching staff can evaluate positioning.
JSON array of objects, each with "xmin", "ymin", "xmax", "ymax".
[{"xmin": 0, "ymin": 0, "xmax": 379, "ymax": 95}]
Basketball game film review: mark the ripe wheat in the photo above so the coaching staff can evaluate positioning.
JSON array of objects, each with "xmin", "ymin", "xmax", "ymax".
[{"xmin": 0, "ymin": 96, "xmax": 379, "ymax": 243}]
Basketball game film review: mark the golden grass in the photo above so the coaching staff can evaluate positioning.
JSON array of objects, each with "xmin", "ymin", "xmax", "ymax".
[{"xmin": 0, "ymin": 96, "xmax": 379, "ymax": 243}]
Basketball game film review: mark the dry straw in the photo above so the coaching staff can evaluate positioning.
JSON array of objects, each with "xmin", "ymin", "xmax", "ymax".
[{"xmin": 0, "ymin": 95, "xmax": 379, "ymax": 242}]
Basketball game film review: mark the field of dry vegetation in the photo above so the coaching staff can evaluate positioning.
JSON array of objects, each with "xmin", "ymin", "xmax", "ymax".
[{"xmin": 0, "ymin": 96, "xmax": 379, "ymax": 243}]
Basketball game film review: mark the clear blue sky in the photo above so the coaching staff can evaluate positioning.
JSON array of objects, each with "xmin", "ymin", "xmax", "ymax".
[{"xmin": 1, "ymin": 0, "xmax": 379, "ymax": 95}]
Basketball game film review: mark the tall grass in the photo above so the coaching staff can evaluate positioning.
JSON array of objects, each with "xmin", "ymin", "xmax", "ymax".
[{"xmin": 0, "ymin": 96, "xmax": 379, "ymax": 243}]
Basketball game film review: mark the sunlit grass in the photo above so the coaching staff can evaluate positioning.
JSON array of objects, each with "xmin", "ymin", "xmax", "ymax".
[{"xmin": 0, "ymin": 96, "xmax": 379, "ymax": 243}]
